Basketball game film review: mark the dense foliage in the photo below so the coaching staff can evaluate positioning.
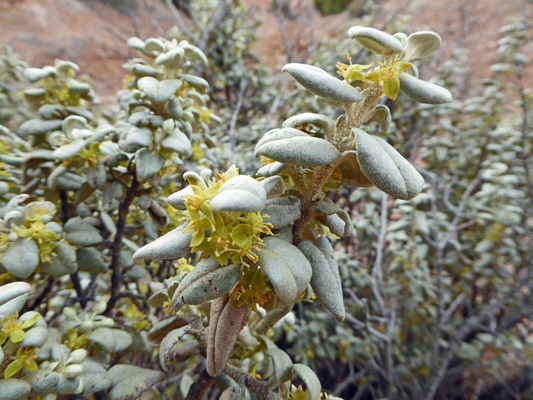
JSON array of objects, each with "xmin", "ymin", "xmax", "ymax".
[{"xmin": 0, "ymin": 1, "xmax": 531, "ymax": 400}]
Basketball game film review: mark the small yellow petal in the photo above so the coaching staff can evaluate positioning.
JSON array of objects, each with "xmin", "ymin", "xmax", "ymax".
[
  {"xmin": 383, "ymin": 78, "xmax": 400, "ymax": 100},
  {"xmin": 397, "ymin": 62, "xmax": 412, "ymax": 74},
  {"xmin": 365, "ymin": 70, "xmax": 381, "ymax": 82}
]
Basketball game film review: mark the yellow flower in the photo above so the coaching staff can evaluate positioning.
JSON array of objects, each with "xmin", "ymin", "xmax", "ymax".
[
  {"xmin": 365, "ymin": 58, "xmax": 412, "ymax": 100},
  {"xmin": 336, "ymin": 53, "xmax": 372, "ymax": 82}
]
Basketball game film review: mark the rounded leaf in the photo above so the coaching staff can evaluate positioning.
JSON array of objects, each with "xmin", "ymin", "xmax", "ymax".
[
  {"xmin": 399, "ymin": 74, "xmax": 452, "ymax": 104},
  {"xmin": 257, "ymin": 248, "xmax": 298, "ymax": 307},
  {"xmin": 0, "ymin": 282, "xmax": 32, "ymax": 317},
  {"xmin": 348, "ymin": 26, "xmax": 403, "ymax": 55},
  {"xmin": 132, "ymin": 226, "xmax": 192, "ymax": 263},
  {"xmin": 404, "ymin": 31, "xmax": 441, "ymax": 61},
  {"xmin": 293, "ymin": 364, "xmax": 321, "ymax": 400},
  {"xmin": 298, "ymin": 240, "xmax": 345, "ymax": 321},
  {"xmin": 355, "ymin": 129, "xmax": 424, "ymax": 200},
  {"xmin": 64, "ymin": 217, "xmax": 103, "ymax": 246},
  {"xmin": 0, "ymin": 379, "xmax": 31, "ymax": 400},
  {"xmin": 210, "ymin": 175, "xmax": 267, "ymax": 213},
  {"xmin": 138, "ymin": 77, "xmax": 182, "ymax": 104},
  {"xmin": 2, "ymin": 239, "xmax": 39, "ymax": 279},
  {"xmin": 282, "ymin": 63, "xmax": 362, "ymax": 103},
  {"xmin": 255, "ymin": 128, "xmax": 341, "ymax": 167}
]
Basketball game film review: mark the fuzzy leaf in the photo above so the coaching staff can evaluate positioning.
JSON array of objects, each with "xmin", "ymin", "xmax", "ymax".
[
  {"xmin": 135, "ymin": 148, "xmax": 165, "ymax": 180},
  {"xmin": 132, "ymin": 226, "xmax": 192, "ymax": 263},
  {"xmin": 293, "ymin": 364, "xmax": 321, "ymax": 400},
  {"xmin": 2, "ymin": 239, "xmax": 39, "ymax": 279},
  {"xmin": 255, "ymin": 128, "xmax": 341, "ymax": 167},
  {"xmin": 348, "ymin": 26, "xmax": 403, "ymax": 55},
  {"xmin": 282, "ymin": 63, "xmax": 362, "ymax": 103},
  {"xmin": 209, "ymin": 175, "xmax": 267, "ymax": 213},
  {"xmin": 404, "ymin": 31, "xmax": 441, "ymax": 61},
  {"xmin": 137, "ymin": 77, "xmax": 182, "ymax": 104},
  {"xmin": 399, "ymin": 74, "xmax": 452, "ymax": 104}
]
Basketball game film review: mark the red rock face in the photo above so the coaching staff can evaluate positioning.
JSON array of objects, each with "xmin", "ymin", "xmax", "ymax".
[{"xmin": 0, "ymin": 0, "xmax": 531, "ymax": 100}]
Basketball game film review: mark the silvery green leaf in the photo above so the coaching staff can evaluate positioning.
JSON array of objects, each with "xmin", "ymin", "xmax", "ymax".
[
  {"xmin": 399, "ymin": 74, "xmax": 452, "ymax": 104},
  {"xmin": 282, "ymin": 63, "xmax": 362, "ymax": 103},
  {"xmin": 56, "ymin": 375, "xmax": 82, "ymax": 395},
  {"xmin": 260, "ymin": 176, "xmax": 285, "ymax": 199},
  {"xmin": 146, "ymin": 315, "xmax": 188, "ymax": 346},
  {"xmin": 124, "ymin": 127, "xmax": 154, "ymax": 151},
  {"xmin": 167, "ymin": 98, "xmax": 183, "ymax": 119},
  {"xmin": 127, "ymin": 264, "xmax": 146, "ymax": 279},
  {"xmin": 348, "ymin": 26, "xmax": 403, "ymax": 55},
  {"xmin": 393, "ymin": 32, "xmax": 408, "ymax": 46},
  {"xmin": 53, "ymin": 139, "xmax": 85, "ymax": 161},
  {"xmin": 107, "ymin": 365, "xmax": 164, "ymax": 400},
  {"xmin": 317, "ymin": 199, "xmax": 354, "ymax": 237},
  {"xmin": 39, "ymin": 104, "xmax": 66, "ymax": 119},
  {"xmin": 266, "ymin": 348, "xmax": 293, "ymax": 383},
  {"xmin": 19, "ymin": 119, "xmax": 63, "ymax": 136},
  {"xmin": 219, "ymin": 387, "xmax": 242, "ymax": 400},
  {"xmin": 159, "ymin": 327, "xmax": 190, "ymax": 372},
  {"xmin": 256, "ymin": 161, "xmax": 288, "ymax": 177},
  {"xmin": 2, "ymin": 239, "xmax": 39, "ymax": 278},
  {"xmin": 161, "ymin": 128, "xmax": 192, "ymax": 157},
  {"xmin": 24, "ymin": 67, "xmax": 56, "ymax": 82},
  {"xmin": 19, "ymin": 326, "xmax": 48, "ymax": 348},
  {"xmin": 282, "ymin": 112, "xmax": 335, "ymax": 134},
  {"xmin": 55, "ymin": 60, "xmax": 79, "ymax": 75},
  {"xmin": 257, "ymin": 248, "xmax": 298, "ymax": 307},
  {"xmin": 40, "ymin": 242, "xmax": 78, "ymax": 277},
  {"xmin": 0, "ymin": 282, "xmax": 31, "ymax": 317},
  {"xmin": 182, "ymin": 44, "xmax": 208, "ymax": 65},
  {"xmin": 83, "ymin": 163, "xmax": 107, "ymax": 188},
  {"xmin": 80, "ymin": 372, "xmax": 113, "ymax": 394},
  {"xmin": 66, "ymin": 79, "xmax": 91, "ymax": 94},
  {"xmin": 102, "ymin": 182, "xmax": 124, "ymax": 211},
  {"xmin": 143, "ymin": 38, "xmax": 165, "ymax": 54},
  {"xmin": 314, "ymin": 237, "xmax": 342, "ymax": 297},
  {"xmin": 264, "ymin": 237, "xmax": 312, "ymax": 294},
  {"xmin": 298, "ymin": 240, "xmax": 345, "ymax": 321},
  {"xmin": 168, "ymin": 185, "xmax": 194, "ymax": 210},
  {"xmin": 56, "ymin": 171, "xmax": 86, "ymax": 191},
  {"xmin": 261, "ymin": 197, "xmax": 301, "ymax": 229},
  {"xmin": 26, "ymin": 370, "xmax": 61, "ymax": 395},
  {"xmin": 138, "ymin": 77, "xmax": 182, "ymax": 104},
  {"xmin": 65, "ymin": 217, "xmax": 103, "ymax": 246},
  {"xmin": 132, "ymin": 226, "xmax": 192, "ymax": 263},
  {"xmin": 4, "ymin": 210, "xmax": 25, "ymax": 226},
  {"xmin": 127, "ymin": 37, "xmax": 145, "ymax": 51},
  {"xmin": 255, "ymin": 128, "xmax": 341, "ymax": 167},
  {"xmin": 366, "ymin": 104, "xmax": 391, "ymax": 132},
  {"xmin": 135, "ymin": 148, "xmax": 165, "ymax": 180},
  {"xmin": 24, "ymin": 88, "xmax": 47, "ymax": 108},
  {"xmin": 355, "ymin": 129, "xmax": 424, "ymax": 199},
  {"xmin": 128, "ymin": 111, "xmax": 164, "ymax": 128},
  {"xmin": 336, "ymin": 150, "xmax": 373, "ymax": 187},
  {"xmin": 404, "ymin": 31, "xmax": 441, "ymax": 61},
  {"xmin": 209, "ymin": 175, "xmax": 267, "ymax": 213},
  {"xmin": 292, "ymin": 364, "xmax": 321, "ymax": 400},
  {"xmin": 62, "ymin": 115, "xmax": 87, "ymax": 136},
  {"xmin": 173, "ymin": 264, "xmax": 241, "ymax": 310},
  {"xmin": 131, "ymin": 64, "xmax": 162, "ymax": 78},
  {"xmin": 88, "ymin": 328, "xmax": 132, "ymax": 353},
  {"xmin": 18, "ymin": 311, "xmax": 46, "ymax": 328},
  {"xmin": 0, "ymin": 379, "xmax": 31, "ymax": 400},
  {"xmin": 77, "ymin": 247, "xmax": 108, "ymax": 273},
  {"xmin": 177, "ymin": 74, "xmax": 209, "ymax": 91}
]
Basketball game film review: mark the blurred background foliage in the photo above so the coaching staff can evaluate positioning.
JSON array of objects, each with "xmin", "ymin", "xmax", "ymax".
[{"xmin": 0, "ymin": 0, "xmax": 532, "ymax": 399}]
